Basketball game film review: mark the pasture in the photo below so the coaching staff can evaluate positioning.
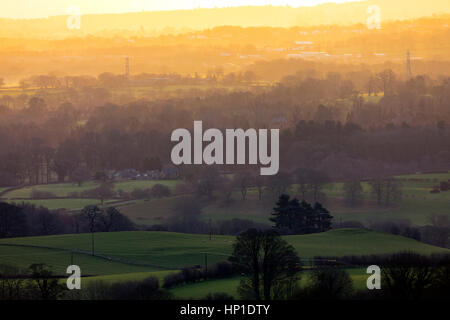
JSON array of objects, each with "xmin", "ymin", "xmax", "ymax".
[
  {"xmin": 116, "ymin": 172, "xmax": 450, "ymax": 227},
  {"xmin": 0, "ymin": 171, "xmax": 449, "ymax": 227},
  {"xmin": 0, "ymin": 229, "xmax": 447, "ymax": 275},
  {"xmin": 0, "ymin": 179, "xmax": 181, "ymax": 212},
  {"xmin": 1, "ymin": 180, "xmax": 181, "ymax": 199}
]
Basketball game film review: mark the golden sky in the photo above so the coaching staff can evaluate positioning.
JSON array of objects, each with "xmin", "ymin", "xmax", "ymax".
[{"xmin": 2, "ymin": 0, "xmax": 360, "ymax": 18}]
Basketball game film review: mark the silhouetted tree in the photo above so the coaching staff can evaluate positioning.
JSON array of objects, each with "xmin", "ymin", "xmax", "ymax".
[
  {"xmin": 229, "ymin": 229, "xmax": 301, "ymax": 300},
  {"xmin": 382, "ymin": 252, "xmax": 433, "ymax": 300},
  {"xmin": 28, "ymin": 264, "xmax": 65, "ymax": 300},
  {"xmin": 270, "ymin": 195, "xmax": 333, "ymax": 235}
]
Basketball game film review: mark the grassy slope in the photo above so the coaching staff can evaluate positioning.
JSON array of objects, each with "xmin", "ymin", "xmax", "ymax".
[
  {"xmin": 119, "ymin": 196, "xmax": 186, "ymax": 225},
  {"xmin": 0, "ymin": 245, "xmax": 153, "ymax": 275},
  {"xmin": 1, "ymin": 180, "xmax": 181, "ymax": 199},
  {"xmin": 0, "ymin": 231, "xmax": 234, "ymax": 270},
  {"xmin": 1, "ymin": 229, "xmax": 448, "ymax": 275}
]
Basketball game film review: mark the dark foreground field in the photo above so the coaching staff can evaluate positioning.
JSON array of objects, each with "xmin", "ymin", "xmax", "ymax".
[{"xmin": 1, "ymin": 229, "xmax": 448, "ymax": 299}]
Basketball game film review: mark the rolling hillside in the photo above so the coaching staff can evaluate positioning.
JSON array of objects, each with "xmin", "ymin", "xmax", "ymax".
[{"xmin": 0, "ymin": 229, "xmax": 448, "ymax": 276}]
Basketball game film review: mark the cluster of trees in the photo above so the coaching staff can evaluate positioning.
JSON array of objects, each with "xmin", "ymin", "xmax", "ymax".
[
  {"xmin": 0, "ymin": 202, "xmax": 134, "ymax": 239},
  {"xmin": 18, "ymin": 70, "xmax": 259, "ymax": 91},
  {"xmin": 0, "ymin": 264, "xmax": 66, "ymax": 300},
  {"xmin": 180, "ymin": 166, "xmax": 331, "ymax": 206},
  {"xmin": 0, "ymin": 69, "xmax": 449, "ymax": 188},
  {"xmin": 342, "ymin": 177, "xmax": 403, "ymax": 207},
  {"xmin": 0, "ymin": 263, "xmax": 171, "ymax": 300},
  {"xmin": 367, "ymin": 178, "xmax": 403, "ymax": 206},
  {"xmin": 270, "ymin": 194, "xmax": 333, "ymax": 235}
]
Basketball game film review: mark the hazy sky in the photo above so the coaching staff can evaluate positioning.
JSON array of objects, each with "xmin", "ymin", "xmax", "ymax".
[{"xmin": 2, "ymin": 0, "xmax": 361, "ymax": 19}]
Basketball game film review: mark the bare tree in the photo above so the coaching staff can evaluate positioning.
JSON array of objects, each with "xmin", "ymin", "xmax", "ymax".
[
  {"xmin": 377, "ymin": 69, "xmax": 396, "ymax": 96},
  {"xmin": 368, "ymin": 178, "xmax": 402, "ymax": 206},
  {"xmin": 235, "ymin": 171, "xmax": 253, "ymax": 200},
  {"xmin": 343, "ymin": 180, "xmax": 363, "ymax": 206},
  {"xmin": 253, "ymin": 173, "xmax": 266, "ymax": 200},
  {"xmin": 70, "ymin": 165, "xmax": 91, "ymax": 186},
  {"xmin": 81, "ymin": 205, "xmax": 102, "ymax": 255}
]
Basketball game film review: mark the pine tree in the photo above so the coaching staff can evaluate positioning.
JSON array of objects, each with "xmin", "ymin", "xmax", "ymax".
[{"xmin": 271, "ymin": 195, "xmax": 333, "ymax": 235}]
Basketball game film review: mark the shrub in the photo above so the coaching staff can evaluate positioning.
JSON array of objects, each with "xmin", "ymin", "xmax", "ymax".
[
  {"xmin": 163, "ymin": 272, "xmax": 185, "ymax": 289},
  {"xmin": 181, "ymin": 267, "xmax": 204, "ymax": 284},
  {"xmin": 109, "ymin": 276, "xmax": 162, "ymax": 300},
  {"xmin": 304, "ymin": 268, "xmax": 354, "ymax": 300},
  {"xmin": 206, "ymin": 261, "xmax": 234, "ymax": 279},
  {"xmin": 151, "ymin": 184, "xmax": 171, "ymax": 198},
  {"xmin": 381, "ymin": 252, "xmax": 434, "ymax": 300}
]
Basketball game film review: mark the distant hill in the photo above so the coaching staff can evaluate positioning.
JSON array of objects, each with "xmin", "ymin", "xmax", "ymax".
[{"xmin": 0, "ymin": 0, "xmax": 449, "ymax": 38}]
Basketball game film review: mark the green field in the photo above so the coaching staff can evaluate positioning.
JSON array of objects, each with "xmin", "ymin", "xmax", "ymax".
[
  {"xmin": 1, "ymin": 172, "xmax": 449, "ymax": 226},
  {"xmin": 1, "ymin": 229, "xmax": 447, "ymax": 275},
  {"xmin": 119, "ymin": 197, "xmax": 184, "ymax": 225},
  {"xmin": 321, "ymin": 176, "xmax": 450, "ymax": 225},
  {"xmin": 83, "ymin": 270, "xmax": 176, "ymax": 285},
  {"xmin": 395, "ymin": 172, "xmax": 450, "ymax": 180},
  {"xmin": 114, "ymin": 172, "xmax": 450, "ymax": 227},
  {"xmin": 1, "ymin": 229, "xmax": 447, "ymax": 299},
  {"xmin": 0, "ymin": 179, "xmax": 182, "ymax": 212},
  {"xmin": 1, "ymin": 180, "xmax": 181, "ymax": 199},
  {"xmin": 6, "ymin": 198, "xmax": 121, "ymax": 210},
  {"xmin": 0, "ymin": 245, "xmax": 152, "ymax": 275},
  {"xmin": 171, "ymin": 268, "xmax": 370, "ymax": 299}
]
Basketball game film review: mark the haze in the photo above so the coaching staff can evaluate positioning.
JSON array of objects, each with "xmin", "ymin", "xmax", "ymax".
[{"xmin": 2, "ymin": 0, "xmax": 361, "ymax": 18}]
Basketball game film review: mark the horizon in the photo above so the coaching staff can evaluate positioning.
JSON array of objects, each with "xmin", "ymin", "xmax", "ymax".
[{"xmin": 2, "ymin": 0, "xmax": 362, "ymax": 19}]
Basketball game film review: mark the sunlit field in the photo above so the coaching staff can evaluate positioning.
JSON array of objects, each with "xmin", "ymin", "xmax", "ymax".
[{"xmin": 0, "ymin": 0, "xmax": 449, "ymax": 303}]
